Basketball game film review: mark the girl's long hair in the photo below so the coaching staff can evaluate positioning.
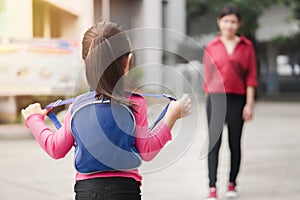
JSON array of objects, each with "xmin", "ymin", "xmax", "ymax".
[{"xmin": 82, "ymin": 21, "xmax": 135, "ymax": 107}]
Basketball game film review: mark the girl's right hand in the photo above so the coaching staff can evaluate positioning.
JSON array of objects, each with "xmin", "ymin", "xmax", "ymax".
[
  {"xmin": 163, "ymin": 94, "xmax": 192, "ymax": 129},
  {"xmin": 21, "ymin": 103, "xmax": 49, "ymax": 121}
]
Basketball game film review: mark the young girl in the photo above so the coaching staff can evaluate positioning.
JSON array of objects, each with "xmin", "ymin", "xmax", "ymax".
[
  {"xmin": 21, "ymin": 21, "xmax": 191, "ymax": 200},
  {"xmin": 203, "ymin": 5, "xmax": 258, "ymax": 200}
]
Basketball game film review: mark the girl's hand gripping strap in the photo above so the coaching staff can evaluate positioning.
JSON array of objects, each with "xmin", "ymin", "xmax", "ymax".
[
  {"xmin": 45, "ymin": 93, "xmax": 176, "ymax": 130},
  {"xmin": 45, "ymin": 98, "xmax": 75, "ymax": 129}
]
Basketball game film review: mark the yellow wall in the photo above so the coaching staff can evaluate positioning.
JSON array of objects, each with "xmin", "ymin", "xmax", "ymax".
[
  {"xmin": 44, "ymin": 0, "xmax": 94, "ymax": 42},
  {"xmin": 0, "ymin": 0, "xmax": 93, "ymax": 43},
  {"xmin": 0, "ymin": 0, "xmax": 33, "ymax": 38}
]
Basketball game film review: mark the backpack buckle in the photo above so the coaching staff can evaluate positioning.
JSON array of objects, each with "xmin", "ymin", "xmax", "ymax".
[
  {"xmin": 53, "ymin": 99, "xmax": 62, "ymax": 107},
  {"xmin": 162, "ymin": 94, "xmax": 176, "ymax": 101}
]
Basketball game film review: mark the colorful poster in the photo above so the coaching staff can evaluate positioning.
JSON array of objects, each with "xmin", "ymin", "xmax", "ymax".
[{"xmin": 0, "ymin": 38, "xmax": 80, "ymax": 96}]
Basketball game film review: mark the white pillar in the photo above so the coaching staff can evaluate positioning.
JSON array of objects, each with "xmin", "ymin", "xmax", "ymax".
[
  {"xmin": 163, "ymin": 0, "xmax": 187, "ymax": 66},
  {"xmin": 102, "ymin": 0, "xmax": 110, "ymax": 21},
  {"xmin": 43, "ymin": 3, "xmax": 51, "ymax": 38},
  {"xmin": 139, "ymin": 0, "xmax": 163, "ymax": 91},
  {"xmin": 167, "ymin": 0, "xmax": 186, "ymax": 33}
]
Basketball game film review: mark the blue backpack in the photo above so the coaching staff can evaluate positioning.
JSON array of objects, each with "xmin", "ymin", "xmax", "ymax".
[{"xmin": 45, "ymin": 92, "xmax": 175, "ymax": 174}]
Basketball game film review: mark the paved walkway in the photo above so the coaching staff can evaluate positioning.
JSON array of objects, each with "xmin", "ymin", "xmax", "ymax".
[{"xmin": 0, "ymin": 101, "xmax": 300, "ymax": 200}]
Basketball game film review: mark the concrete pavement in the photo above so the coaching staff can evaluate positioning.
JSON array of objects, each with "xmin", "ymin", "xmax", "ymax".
[{"xmin": 0, "ymin": 101, "xmax": 300, "ymax": 200}]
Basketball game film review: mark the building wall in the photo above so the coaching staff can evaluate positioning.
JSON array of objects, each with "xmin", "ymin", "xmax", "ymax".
[
  {"xmin": 0, "ymin": 0, "xmax": 33, "ymax": 38},
  {"xmin": 94, "ymin": 0, "xmax": 187, "ymax": 88},
  {"xmin": 138, "ymin": 0, "xmax": 187, "ymax": 87},
  {"xmin": 44, "ymin": 0, "xmax": 94, "ymax": 43},
  {"xmin": 0, "ymin": 0, "xmax": 94, "ymax": 123},
  {"xmin": 255, "ymin": 4, "xmax": 300, "ymax": 95},
  {"xmin": 110, "ymin": 0, "xmax": 142, "ymax": 30},
  {"xmin": 0, "ymin": 0, "xmax": 94, "ymax": 43},
  {"xmin": 1, "ymin": 0, "xmax": 187, "ymax": 91}
]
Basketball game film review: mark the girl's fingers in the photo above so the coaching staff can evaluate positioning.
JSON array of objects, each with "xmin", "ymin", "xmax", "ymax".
[
  {"xmin": 41, "ymin": 109, "xmax": 50, "ymax": 116},
  {"xmin": 21, "ymin": 103, "xmax": 47, "ymax": 120},
  {"xmin": 21, "ymin": 109, "xmax": 26, "ymax": 117},
  {"xmin": 180, "ymin": 94, "xmax": 192, "ymax": 117},
  {"xmin": 181, "ymin": 94, "xmax": 189, "ymax": 102},
  {"xmin": 33, "ymin": 103, "xmax": 42, "ymax": 109}
]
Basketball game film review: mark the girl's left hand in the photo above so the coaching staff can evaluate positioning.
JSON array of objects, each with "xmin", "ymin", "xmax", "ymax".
[
  {"xmin": 21, "ymin": 103, "xmax": 49, "ymax": 121},
  {"xmin": 167, "ymin": 94, "xmax": 192, "ymax": 120},
  {"xmin": 243, "ymin": 103, "xmax": 253, "ymax": 121}
]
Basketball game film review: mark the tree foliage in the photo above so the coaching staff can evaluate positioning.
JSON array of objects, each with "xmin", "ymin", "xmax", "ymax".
[{"xmin": 290, "ymin": 0, "xmax": 300, "ymax": 19}]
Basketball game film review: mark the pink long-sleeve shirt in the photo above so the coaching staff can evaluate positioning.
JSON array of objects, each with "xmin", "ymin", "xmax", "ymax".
[{"xmin": 25, "ymin": 94, "xmax": 172, "ymax": 183}]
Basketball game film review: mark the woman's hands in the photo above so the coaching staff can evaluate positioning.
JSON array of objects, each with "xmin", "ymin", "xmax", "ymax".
[
  {"xmin": 243, "ymin": 103, "xmax": 253, "ymax": 121},
  {"xmin": 243, "ymin": 86, "xmax": 255, "ymax": 121},
  {"xmin": 21, "ymin": 103, "xmax": 49, "ymax": 121},
  {"xmin": 163, "ymin": 94, "xmax": 192, "ymax": 130}
]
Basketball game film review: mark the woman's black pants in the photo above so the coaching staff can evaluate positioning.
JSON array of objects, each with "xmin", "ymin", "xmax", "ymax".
[{"xmin": 206, "ymin": 94, "xmax": 246, "ymax": 187}]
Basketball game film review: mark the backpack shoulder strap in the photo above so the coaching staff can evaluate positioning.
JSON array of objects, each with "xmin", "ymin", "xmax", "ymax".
[
  {"xmin": 45, "ymin": 98, "xmax": 75, "ymax": 110},
  {"xmin": 45, "ymin": 98, "xmax": 75, "ymax": 129},
  {"xmin": 45, "ymin": 92, "xmax": 97, "ymax": 129},
  {"xmin": 139, "ymin": 93, "xmax": 176, "ymax": 101},
  {"xmin": 139, "ymin": 93, "xmax": 176, "ymax": 130},
  {"xmin": 45, "ymin": 92, "xmax": 176, "ymax": 130}
]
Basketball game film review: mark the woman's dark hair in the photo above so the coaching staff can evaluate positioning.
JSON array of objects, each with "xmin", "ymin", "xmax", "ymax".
[
  {"xmin": 218, "ymin": 4, "xmax": 241, "ymax": 21},
  {"xmin": 82, "ymin": 21, "xmax": 134, "ymax": 107}
]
